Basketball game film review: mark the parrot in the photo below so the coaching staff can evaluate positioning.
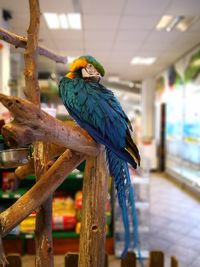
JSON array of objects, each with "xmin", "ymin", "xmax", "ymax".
[{"xmin": 59, "ymin": 55, "xmax": 143, "ymax": 266}]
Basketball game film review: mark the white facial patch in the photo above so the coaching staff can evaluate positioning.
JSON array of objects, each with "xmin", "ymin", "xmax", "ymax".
[{"xmin": 82, "ymin": 64, "xmax": 101, "ymax": 79}]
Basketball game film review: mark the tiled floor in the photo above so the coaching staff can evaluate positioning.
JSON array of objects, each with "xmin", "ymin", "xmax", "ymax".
[
  {"xmin": 148, "ymin": 172, "xmax": 200, "ymax": 267},
  {"xmin": 21, "ymin": 172, "xmax": 200, "ymax": 267}
]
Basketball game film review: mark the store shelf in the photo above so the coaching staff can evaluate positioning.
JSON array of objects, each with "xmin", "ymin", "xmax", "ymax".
[
  {"xmin": 5, "ymin": 230, "xmax": 112, "ymax": 240},
  {"xmin": 0, "ymin": 188, "xmax": 27, "ymax": 199}
]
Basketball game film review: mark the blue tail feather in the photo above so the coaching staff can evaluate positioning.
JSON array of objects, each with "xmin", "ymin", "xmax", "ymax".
[{"xmin": 106, "ymin": 148, "xmax": 144, "ymax": 267}]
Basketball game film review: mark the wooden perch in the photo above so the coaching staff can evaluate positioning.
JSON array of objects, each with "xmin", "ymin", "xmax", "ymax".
[
  {"xmin": 0, "ymin": 94, "xmax": 99, "ymax": 156},
  {"xmin": 24, "ymin": 1, "xmax": 53, "ymax": 265},
  {"xmin": 79, "ymin": 146, "xmax": 108, "ymax": 267},
  {"xmin": 0, "ymin": 27, "xmax": 68, "ymax": 64},
  {"xmin": 0, "ymin": 149, "xmax": 85, "ymax": 237},
  {"xmin": 0, "ymin": 235, "xmax": 8, "ymax": 267},
  {"xmin": 15, "ymin": 159, "xmax": 34, "ymax": 179}
]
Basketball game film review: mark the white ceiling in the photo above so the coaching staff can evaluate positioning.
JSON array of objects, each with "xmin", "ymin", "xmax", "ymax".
[{"xmin": 0, "ymin": 0, "xmax": 200, "ymax": 81}]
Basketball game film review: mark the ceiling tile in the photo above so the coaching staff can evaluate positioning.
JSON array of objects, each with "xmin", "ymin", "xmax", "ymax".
[
  {"xmin": 112, "ymin": 40, "xmax": 142, "ymax": 51},
  {"xmin": 55, "ymin": 39, "xmax": 83, "ymax": 50},
  {"xmin": 84, "ymin": 30, "xmax": 116, "ymax": 42},
  {"xmin": 166, "ymin": 0, "xmax": 200, "ymax": 16},
  {"xmin": 116, "ymin": 30, "xmax": 150, "ymax": 42},
  {"xmin": 189, "ymin": 19, "xmax": 200, "ymax": 31},
  {"xmin": 147, "ymin": 31, "xmax": 181, "ymax": 43},
  {"xmin": 40, "ymin": 0, "xmax": 74, "ymax": 13},
  {"xmin": 82, "ymin": 0, "xmax": 126, "ymax": 15},
  {"xmin": 124, "ymin": 0, "xmax": 171, "ymax": 15},
  {"xmin": 0, "ymin": 0, "xmax": 29, "ymax": 13},
  {"xmin": 84, "ymin": 39, "xmax": 113, "ymax": 50},
  {"xmin": 83, "ymin": 15, "xmax": 120, "ymax": 30},
  {"xmin": 119, "ymin": 16, "xmax": 160, "ymax": 30},
  {"xmin": 49, "ymin": 30, "xmax": 83, "ymax": 41}
]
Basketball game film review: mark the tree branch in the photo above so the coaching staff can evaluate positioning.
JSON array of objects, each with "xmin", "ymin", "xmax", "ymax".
[
  {"xmin": 0, "ymin": 27, "xmax": 68, "ymax": 64},
  {"xmin": 0, "ymin": 149, "xmax": 85, "ymax": 237},
  {"xmin": 0, "ymin": 94, "xmax": 99, "ymax": 156}
]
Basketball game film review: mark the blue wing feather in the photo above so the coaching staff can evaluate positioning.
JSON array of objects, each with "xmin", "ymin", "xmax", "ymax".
[
  {"xmin": 59, "ymin": 76, "xmax": 143, "ymax": 266},
  {"xmin": 59, "ymin": 77, "xmax": 138, "ymax": 168}
]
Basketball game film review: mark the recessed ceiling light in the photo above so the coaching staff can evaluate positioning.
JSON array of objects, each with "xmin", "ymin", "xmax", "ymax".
[
  {"xmin": 68, "ymin": 13, "xmax": 82, "ymax": 30},
  {"xmin": 67, "ymin": 56, "xmax": 76, "ymax": 63},
  {"xmin": 59, "ymin": 14, "xmax": 69, "ymax": 29},
  {"xmin": 166, "ymin": 16, "xmax": 184, "ymax": 32},
  {"xmin": 156, "ymin": 14, "xmax": 198, "ymax": 32},
  {"xmin": 107, "ymin": 76, "xmax": 120, "ymax": 83},
  {"xmin": 44, "ymin": 13, "xmax": 82, "ymax": 30},
  {"xmin": 176, "ymin": 16, "xmax": 198, "ymax": 31},
  {"xmin": 156, "ymin": 15, "xmax": 173, "ymax": 30},
  {"xmin": 44, "ymin": 13, "xmax": 60, "ymax": 29},
  {"xmin": 130, "ymin": 57, "xmax": 156, "ymax": 65}
]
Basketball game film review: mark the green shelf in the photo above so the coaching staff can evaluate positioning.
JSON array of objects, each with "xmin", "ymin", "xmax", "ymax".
[
  {"xmin": 0, "ymin": 188, "xmax": 27, "ymax": 199},
  {"xmin": 26, "ymin": 172, "xmax": 83, "ymax": 181},
  {"xmin": 5, "ymin": 230, "xmax": 112, "ymax": 240},
  {"xmin": 5, "ymin": 231, "xmax": 79, "ymax": 240}
]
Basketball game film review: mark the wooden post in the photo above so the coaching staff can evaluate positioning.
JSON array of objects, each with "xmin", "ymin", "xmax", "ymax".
[
  {"xmin": 0, "ymin": 235, "xmax": 8, "ymax": 266},
  {"xmin": 24, "ymin": 0, "xmax": 53, "ymax": 266},
  {"xmin": 121, "ymin": 252, "xmax": 136, "ymax": 267},
  {"xmin": 6, "ymin": 254, "xmax": 22, "ymax": 267},
  {"xmin": 78, "ymin": 146, "xmax": 108, "ymax": 267},
  {"xmin": 150, "ymin": 251, "xmax": 164, "ymax": 267},
  {"xmin": 0, "ymin": 150, "xmax": 85, "ymax": 237},
  {"xmin": 65, "ymin": 253, "xmax": 79, "ymax": 267},
  {"xmin": 34, "ymin": 143, "xmax": 54, "ymax": 267},
  {"xmin": 171, "ymin": 256, "xmax": 178, "ymax": 267}
]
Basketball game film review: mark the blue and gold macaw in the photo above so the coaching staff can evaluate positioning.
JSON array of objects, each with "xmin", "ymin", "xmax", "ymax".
[{"xmin": 59, "ymin": 55, "xmax": 143, "ymax": 265}]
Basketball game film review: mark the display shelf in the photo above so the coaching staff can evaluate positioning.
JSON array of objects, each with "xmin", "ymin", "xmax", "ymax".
[
  {"xmin": 5, "ymin": 230, "xmax": 112, "ymax": 240},
  {"xmin": 0, "ymin": 188, "xmax": 27, "ymax": 199},
  {"xmin": 4, "ymin": 231, "xmax": 79, "ymax": 240}
]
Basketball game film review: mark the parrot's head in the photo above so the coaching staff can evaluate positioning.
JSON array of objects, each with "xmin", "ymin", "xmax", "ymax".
[{"xmin": 66, "ymin": 55, "xmax": 105, "ymax": 82}]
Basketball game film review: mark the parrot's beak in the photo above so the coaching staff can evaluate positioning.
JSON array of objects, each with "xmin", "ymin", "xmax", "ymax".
[{"xmin": 82, "ymin": 64, "xmax": 102, "ymax": 82}]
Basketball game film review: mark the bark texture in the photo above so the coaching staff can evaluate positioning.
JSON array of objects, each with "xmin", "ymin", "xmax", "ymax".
[
  {"xmin": 79, "ymin": 146, "xmax": 108, "ymax": 267},
  {"xmin": 0, "ymin": 150, "xmax": 85, "ymax": 237},
  {"xmin": 0, "ymin": 27, "xmax": 68, "ymax": 64}
]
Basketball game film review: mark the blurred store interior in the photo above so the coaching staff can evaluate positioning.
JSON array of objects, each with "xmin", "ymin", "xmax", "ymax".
[{"xmin": 0, "ymin": 0, "xmax": 200, "ymax": 266}]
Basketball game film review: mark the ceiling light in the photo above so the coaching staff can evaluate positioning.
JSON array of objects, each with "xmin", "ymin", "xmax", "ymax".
[
  {"xmin": 166, "ymin": 16, "xmax": 184, "ymax": 32},
  {"xmin": 67, "ymin": 56, "xmax": 76, "ymax": 63},
  {"xmin": 130, "ymin": 57, "xmax": 156, "ymax": 65},
  {"xmin": 44, "ymin": 13, "xmax": 82, "ymax": 30},
  {"xmin": 176, "ymin": 16, "xmax": 198, "ymax": 31},
  {"xmin": 107, "ymin": 76, "xmax": 120, "ymax": 83},
  {"xmin": 44, "ymin": 13, "xmax": 59, "ymax": 29},
  {"xmin": 68, "ymin": 13, "xmax": 82, "ymax": 30},
  {"xmin": 59, "ymin": 14, "xmax": 69, "ymax": 29},
  {"xmin": 156, "ymin": 15, "xmax": 173, "ymax": 30}
]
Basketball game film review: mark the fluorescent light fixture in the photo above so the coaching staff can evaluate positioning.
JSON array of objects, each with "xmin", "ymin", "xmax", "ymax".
[
  {"xmin": 67, "ymin": 56, "xmax": 76, "ymax": 63},
  {"xmin": 59, "ymin": 14, "xmax": 69, "ymax": 29},
  {"xmin": 44, "ymin": 13, "xmax": 60, "ymax": 29},
  {"xmin": 176, "ymin": 16, "xmax": 198, "ymax": 31},
  {"xmin": 156, "ymin": 15, "xmax": 173, "ymax": 30},
  {"xmin": 107, "ymin": 76, "xmax": 120, "ymax": 83},
  {"xmin": 130, "ymin": 57, "xmax": 156, "ymax": 65},
  {"xmin": 68, "ymin": 13, "xmax": 82, "ymax": 30},
  {"xmin": 44, "ymin": 12, "xmax": 82, "ymax": 30},
  {"xmin": 156, "ymin": 15, "xmax": 198, "ymax": 32},
  {"xmin": 166, "ymin": 16, "xmax": 184, "ymax": 32}
]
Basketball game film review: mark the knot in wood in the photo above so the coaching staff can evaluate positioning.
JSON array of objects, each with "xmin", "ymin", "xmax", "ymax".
[{"xmin": 91, "ymin": 224, "xmax": 98, "ymax": 232}]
